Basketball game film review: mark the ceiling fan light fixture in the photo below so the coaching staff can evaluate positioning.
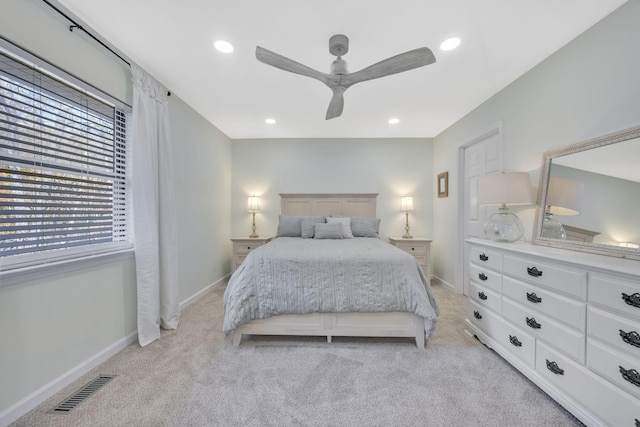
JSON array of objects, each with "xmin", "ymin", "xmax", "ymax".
[
  {"xmin": 440, "ymin": 37, "xmax": 461, "ymax": 51},
  {"xmin": 214, "ymin": 40, "xmax": 234, "ymax": 53}
]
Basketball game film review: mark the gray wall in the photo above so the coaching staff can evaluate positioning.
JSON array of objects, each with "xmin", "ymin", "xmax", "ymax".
[
  {"xmin": 0, "ymin": 0, "xmax": 232, "ymax": 419},
  {"xmin": 231, "ymin": 138, "xmax": 434, "ymax": 240},
  {"xmin": 432, "ymin": 0, "xmax": 640, "ymax": 290}
]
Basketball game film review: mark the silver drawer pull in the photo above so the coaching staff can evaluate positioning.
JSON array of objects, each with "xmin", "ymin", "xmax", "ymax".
[
  {"xmin": 526, "ymin": 292, "xmax": 542, "ymax": 304},
  {"xmin": 620, "ymin": 330, "xmax": 640, "ymax": 348},
  {"xmin": 526, "ymin": 317, "xmax": 541, "ymax": 329},
  {"xmin": 478, "ymin": 291, "xmax": 488, "ymax": 300},
  {"xmin": 474, "ymin": 310, "xmax": 482, "ymax": 320},
  {"xmin": 479, "ymin": 253, "xmax": 489, "ymax": 262},
  {"xmin": 527, "ymin": 266, "xmax": 543, "ymax": 277},
  {"xmin": 546, "ymin": 360, "xmax": 564, "ymax": 376},
  {"xmin": 478, "ymin": 273, "xmax": 488, "ymax": 281},
  {"xmin": 619, "ymin": 366, "xmax": 640, "ymax": 388}
]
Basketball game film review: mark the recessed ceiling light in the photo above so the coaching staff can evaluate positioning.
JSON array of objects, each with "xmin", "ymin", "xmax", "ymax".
[
  {"xmin": 265, "ymin": 118, "xmax": 276, "ymax": 125},
  {"xmin": 214, "ymin": 40, "xmax": 234, "ymax": 53},
  {"xmin": 388, "ymin": 118, "xmax": 400, "ymax": 124},
  {"xmin": 440, "ymin": 37, "xmax": 461, "ymax": 51}
]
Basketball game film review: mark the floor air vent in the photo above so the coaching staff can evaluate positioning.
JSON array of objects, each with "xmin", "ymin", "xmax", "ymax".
[{"xmin": 48, "ymin": 375, "xmax": 116, "ymax": 414}]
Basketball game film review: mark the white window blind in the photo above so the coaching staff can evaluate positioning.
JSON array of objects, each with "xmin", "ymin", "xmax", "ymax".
[{"xmin": 0, "ymin": 46, "xmax": 132, "ymax": 272}]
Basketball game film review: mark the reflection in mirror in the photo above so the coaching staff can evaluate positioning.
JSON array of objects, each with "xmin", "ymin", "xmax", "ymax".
[{"xmin": 533, "ymin": 125, "xmax": 640, "ymax": 260}]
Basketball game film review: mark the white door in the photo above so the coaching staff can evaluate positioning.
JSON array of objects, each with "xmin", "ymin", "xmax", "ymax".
[{"xmin": 457, "ymin": 123, "xmax": 503, "ymax": 295}]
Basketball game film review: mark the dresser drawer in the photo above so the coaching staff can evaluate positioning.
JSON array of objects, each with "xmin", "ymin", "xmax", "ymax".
[
  {"xmin": 588, "ymin": 306, "xmax": 640, "ymax": 359},
  {"xmin": 536, "ymin": 340, "xmax": 640, "ymax": 427},
  {"xmin": 468, "ymin": 300, "xmax": 535, "ymax": 368},
  {"xmin": 469, "ymin": 246, "xmax": 502, "ymax": 272},
  {"xmin": 502, "ymin": 255, "xmax": 587, "ymax": 300},
  {"xmin": 502, "ymin": 297, "xmax": 585, "ymax": 363},
  {"xmin": 469, "ymin": 280, "xmax": 501, "ymax": 314},
  {"xmin": 589, "ymin": 273, "xmax": 640, "ymax": 321},
  {"xmin": 588, "ymin": 339, "xmax": 640, "ymax": 400},
  {"xmin": 502, "ymin": 276, "xmax": 586, "ymax": 331},
  {"xmin": 469, "ymin": 263, "xmax": 502, "ymax": 293}
]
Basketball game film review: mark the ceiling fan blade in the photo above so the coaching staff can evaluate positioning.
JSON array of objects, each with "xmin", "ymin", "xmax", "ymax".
[
  {"xmin": 341, "ymin": 47, "xmax": 436, "ymax": 87},
  {"xmin": 326, "ymin": 87, "xmax": 346, "ymax": 120},
  {"xmin": 256, "ymin": 46, "xmax": 338, "ymax": 87}
]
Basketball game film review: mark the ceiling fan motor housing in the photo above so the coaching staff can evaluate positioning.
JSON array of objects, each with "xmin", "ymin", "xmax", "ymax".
[{"xmin": 329, "ymin": 34, "xmax": 349, "ymax": 57}]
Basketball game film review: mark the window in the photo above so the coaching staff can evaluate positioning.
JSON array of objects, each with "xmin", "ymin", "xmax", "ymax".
[{"xmin": 0, "ymin": 43, "xmax": 132, "ymax": 274}]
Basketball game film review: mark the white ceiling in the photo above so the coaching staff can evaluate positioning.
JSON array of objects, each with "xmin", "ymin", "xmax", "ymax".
[{"xmin": 56, "ymin": 0, "xmax": 627, "ymax": 139}]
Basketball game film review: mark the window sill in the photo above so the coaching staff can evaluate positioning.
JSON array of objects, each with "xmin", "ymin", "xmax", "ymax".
[{"xmin": 0, "ymin": 249, "xmax": 135, "ymax": 288}]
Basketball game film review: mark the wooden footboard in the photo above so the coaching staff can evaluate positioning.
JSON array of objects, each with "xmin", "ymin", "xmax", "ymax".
[{"xmin": 232, "ymin": 311, "xmax": 426, "ymax": 349}]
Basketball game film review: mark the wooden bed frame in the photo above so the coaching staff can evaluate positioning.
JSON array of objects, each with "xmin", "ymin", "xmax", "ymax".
[{"xmin": 231, "ymin": 193, "xmax": 427, "ymax": 349}]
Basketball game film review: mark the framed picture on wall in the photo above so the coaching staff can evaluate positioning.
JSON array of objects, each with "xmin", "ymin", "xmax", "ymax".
[{"xmin": 437, "ymin": 172, "xmax": 448, "ymax": 198}]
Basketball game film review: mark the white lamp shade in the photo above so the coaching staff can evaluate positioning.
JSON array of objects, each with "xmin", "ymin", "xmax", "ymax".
[
  {"xmin": 247, "ymin": 195, "xmax": 261, "ymax": 212},
  {"xmin": 401, "ymin": 195, "xmax": 414, "ymax": 212},
  {"xmin": 478, "ymin": 172, "xmax": 533, "ymax": 206},
  {"xmin": 546, "ymin": 176, "xmax": 583, "ymax": 216}
]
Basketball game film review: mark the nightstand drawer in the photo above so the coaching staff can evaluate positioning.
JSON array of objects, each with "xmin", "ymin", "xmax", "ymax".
[
  {"xmin": 394, "ymin": 241, "xmax": 427, "ymax": 255},
  {"xmin": 236, "ymin": 242, "xmax": 264, "ymax": 255},
  {"xmin": 231, "ymin": 237, "xmax": 272, "ymax": 272}
]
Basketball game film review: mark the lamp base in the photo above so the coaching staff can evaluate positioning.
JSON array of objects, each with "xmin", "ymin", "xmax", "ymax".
[
  {"xmin": 542, "ymin": 214, "xmax": 566, "ymax": 239},
  {"xmin": 483, "ymin": 208, "xmax": 524, "ymax": 243},
  {"xmin": 249, "ymin": 212, "xmax": 258, "ymax": 238}
]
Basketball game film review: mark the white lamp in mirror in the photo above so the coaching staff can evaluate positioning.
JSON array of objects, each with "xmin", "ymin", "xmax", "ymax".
[
  {"xmin": 542, "ymin": 176, "xmax": 583, "ymax": 239},
  {"xmin": 247, "ymin": 195, "xmax": 261, "ymax": 238},
  {"xmin": 478, "ymin": 172, "xmax": 533, "ymax": 242},
  {"xmin": 400, "ymin": 195, "xmax": 414, "ymax": 239}
]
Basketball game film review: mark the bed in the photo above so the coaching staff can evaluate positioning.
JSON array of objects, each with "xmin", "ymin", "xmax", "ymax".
[{"xmin": 223, "ymin": 193, "xmax": 439, "ymax": 348}]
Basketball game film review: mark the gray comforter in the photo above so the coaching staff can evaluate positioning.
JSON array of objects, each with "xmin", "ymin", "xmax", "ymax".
[{"xmin": 223, "ymin": 237, "xmax": 439, "ymax": 339}]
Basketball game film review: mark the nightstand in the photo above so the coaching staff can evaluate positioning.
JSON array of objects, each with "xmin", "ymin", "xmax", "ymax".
[
  {"xmin": 388, "ymin": 237, "xmax": 432, "ymax": 281},
  {"xmin": 231, "ymin": 237, "xmax": 272, "ymax": 272}
]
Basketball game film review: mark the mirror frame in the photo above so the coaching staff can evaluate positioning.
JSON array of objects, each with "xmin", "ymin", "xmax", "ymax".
[{"xmin": 532, "ymin": 124, "xmax": 640, "ymax": 261}]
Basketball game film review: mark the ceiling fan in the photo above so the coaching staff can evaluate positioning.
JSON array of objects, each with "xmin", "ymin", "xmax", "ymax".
[{"xmin": 255, "ymin": 34, "xmax": 436, "ymax": 120}]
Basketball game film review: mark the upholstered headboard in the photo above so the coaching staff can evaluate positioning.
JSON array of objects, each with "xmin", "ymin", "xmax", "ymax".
[{"xmin": 280, "ymin": 193, "xmax": 377, "ymax": 218}]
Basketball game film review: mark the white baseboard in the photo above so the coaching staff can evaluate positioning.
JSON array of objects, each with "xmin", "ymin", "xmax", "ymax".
[
  {"xmin": 179, "ymin": 274, "xmax": 229, "ymax": 309},
  {"xmin": 0, "ymin": 331, "xmax": 137, "ymax": 427},
  {"xmin": 1, "ymin": 275, "xmax": 230, "ymax": 427},
  {"xmin": 431, "ymin": 275, "xmax": 457, "ymax": 293}
]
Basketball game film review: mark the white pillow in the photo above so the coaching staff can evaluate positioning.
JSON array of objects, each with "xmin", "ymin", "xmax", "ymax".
[{"xmin": 326, "ymin": 216, "xmax": 353, "ymax": 238}]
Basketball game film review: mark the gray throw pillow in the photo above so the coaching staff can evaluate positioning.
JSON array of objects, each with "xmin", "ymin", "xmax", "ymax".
[
  {"xmin": 275, "ymin": 215, "xmax": 303, "ymax": 237},
  {"xmin": 313, "ymin": 222, "xmax": 344, "ymax": 239},
  {"xmin": 301, "ymin": 216, "xmax": 326, "ymax": 238},
  {"xmin": 350, "ymin": 217, "xmax": 381, "ymax": 237}
]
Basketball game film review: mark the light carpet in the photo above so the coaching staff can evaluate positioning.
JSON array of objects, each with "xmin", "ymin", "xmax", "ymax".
[{"xmin": 12, "ymin": 281, "xmax": 583, "ymax": 426}]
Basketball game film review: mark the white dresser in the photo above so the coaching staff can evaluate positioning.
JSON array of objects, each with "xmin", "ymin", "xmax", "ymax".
[{"xmin": 465, "ymin": 238, "xmax": 640, "ymax": 427}]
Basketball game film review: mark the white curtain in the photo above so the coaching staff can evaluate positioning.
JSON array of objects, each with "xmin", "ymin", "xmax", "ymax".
[{"xmin": 131, "ymin": 64, "xmax": 180, "ymax": 346}]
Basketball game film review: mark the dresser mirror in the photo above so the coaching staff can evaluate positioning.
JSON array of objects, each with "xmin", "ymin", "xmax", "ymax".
[{"xmin": 532, "ymin": 124, "xmax": 640, "ymax": 261}]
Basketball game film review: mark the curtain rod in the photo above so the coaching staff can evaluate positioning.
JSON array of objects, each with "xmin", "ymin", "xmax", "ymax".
[{"xmin": 41, "ymin": 0, "xmax": 171, "ymax": 96}]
